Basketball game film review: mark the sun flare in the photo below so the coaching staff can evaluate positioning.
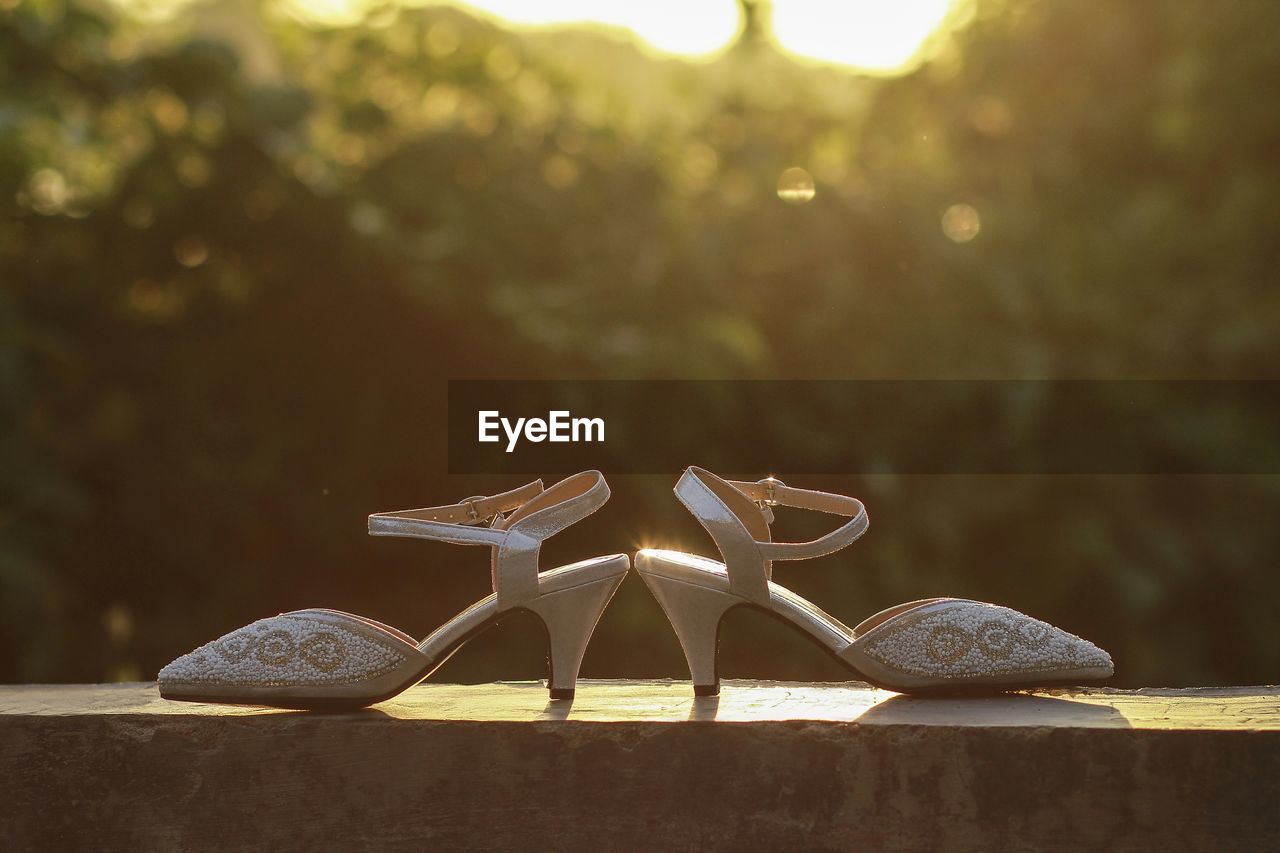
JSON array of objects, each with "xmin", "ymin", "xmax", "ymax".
[
  {"xmin": 450, "ymin": 0, "xmax": 743, "ymax": 57},
  {"xmin": 453, "ymin": 0, "xmax": 962, "ymax": 71},
  {"xmin": 267, "ymin": 0, "xmax": 964, "ymax": 73},
  {"xmin": 769, "ymin": 0, "xmax": 962, "ymax": 72}
]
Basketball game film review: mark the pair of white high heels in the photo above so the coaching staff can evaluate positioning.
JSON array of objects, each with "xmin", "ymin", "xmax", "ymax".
[{"xmin": 159, "ymin": 468, "xmax": 1113, "ymax": 708}]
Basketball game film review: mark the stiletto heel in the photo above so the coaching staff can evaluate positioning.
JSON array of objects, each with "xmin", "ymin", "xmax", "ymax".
[
  {"xmin": 635, "ymin": 561, "xmax": 737, "ymax": 696},
  {"xmin": 527, "ymin": 572, "xmax": 628, "ymax": 699},
  {"xmin": 637, "ymin": 467, "xmax": 1113, "ymax": 695},
  {"xmin": 159, "ymin": 471, "xmax": 627, "ymax": 708}
]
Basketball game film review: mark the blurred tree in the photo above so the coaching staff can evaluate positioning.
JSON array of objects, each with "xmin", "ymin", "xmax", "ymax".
[{"xmin": 1, "ymin": 0, "xmax": 1277, "ymax": 686}]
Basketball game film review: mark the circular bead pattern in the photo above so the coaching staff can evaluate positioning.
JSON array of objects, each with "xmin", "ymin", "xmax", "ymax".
[
  {"xmin": 927, "ymin": 625, "xmax": 972, "ymax": 661},
  {"xmin": 859, "ymin": 600, "xmax": 1112, "ymax": 681},
  {"xmin": 256, "ymin": 630, "xmax": 297, "ymax": 665},
  {"xmin": 301, "ymin": 632, "xmax": 347, "ymax": 673},
  {"xmin": 975, "ymin": 619, "xmax": 1014, "ymax": 659},
  {"xmin": 1017, "ymin": 620, "xmax": 1050, "ymax": 648},
  {"xmin": 159, "ymin": 611, "xmax": 412, "ymax": 688}
]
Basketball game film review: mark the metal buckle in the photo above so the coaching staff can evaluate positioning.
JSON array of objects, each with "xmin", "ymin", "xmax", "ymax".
[
  {"xmin": 460, "ymin": 496, "xmax": 490, "ymax": 526},
  {"xmin": 756, "ymin": 477, "xmax": 785, "ymax": 507}
]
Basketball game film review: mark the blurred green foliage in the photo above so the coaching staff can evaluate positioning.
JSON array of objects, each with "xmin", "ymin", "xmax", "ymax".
[{"xmin": 2, "ymin": 0, "xmax": 1278, "ymax": 687}]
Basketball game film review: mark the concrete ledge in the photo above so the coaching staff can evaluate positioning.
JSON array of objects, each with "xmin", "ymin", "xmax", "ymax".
[{"xmin": 3, "ymin": 680, "xmax": 1278, "ymax": 851}]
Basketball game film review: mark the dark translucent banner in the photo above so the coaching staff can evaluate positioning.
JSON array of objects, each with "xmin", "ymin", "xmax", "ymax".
[{"xmin": 447, "ymin": 380, "xmax": 1280, "ymax": 474}]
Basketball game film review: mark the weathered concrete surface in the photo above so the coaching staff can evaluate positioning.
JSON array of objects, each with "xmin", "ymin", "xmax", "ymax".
[{"xmin": 2, "ymin": 680, "xmax": 1278, "ymax": 852}]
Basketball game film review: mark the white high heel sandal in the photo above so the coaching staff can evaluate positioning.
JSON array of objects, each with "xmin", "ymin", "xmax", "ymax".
[
  {"xmin": 159, "ymin": 471, "xmax": 628, "ymax": 708},
  {"xmin": 636, "ymin": 467, "xmax": 1113, "ymax": 696}
]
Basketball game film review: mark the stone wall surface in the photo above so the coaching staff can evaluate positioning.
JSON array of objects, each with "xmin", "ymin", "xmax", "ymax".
[{"xmin": 1, "ymin": 680, "xmax": 1278, "ymax": 852}]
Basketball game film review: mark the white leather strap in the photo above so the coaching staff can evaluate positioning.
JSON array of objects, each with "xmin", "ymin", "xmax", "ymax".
[
  {"xmin": 367, "ymin": 480, "xmax": 544, "ymax": 544},
  {"xmin": 726, "ymin": 479, "xmax": 868, "ymax": 562},
  {"xmin": 368, "ymin": 472, "xmax": 609, "ymax": 610},
  {"xmin": 491, "ymin": 470, "xmax": 610, "ymax": 607},
  {"xmin": 674, "ymin": 467, "xmax": 868, "ymax": 606}
]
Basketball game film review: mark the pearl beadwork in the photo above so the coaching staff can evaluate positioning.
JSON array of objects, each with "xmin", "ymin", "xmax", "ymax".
[
  {"xmin": 858, "ymin": 600, "xmax": 1112, "ymax": 681},
  {"xmin": 159, "ymin": 611, "xmax": 411, "ymax": 688}
]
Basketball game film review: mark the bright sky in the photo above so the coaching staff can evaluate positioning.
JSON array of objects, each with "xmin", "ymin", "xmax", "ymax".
[
  {"xmin": 448, "ymin": 0, "xmax": 743, "ymax": 58},
  {"xmin": 282, "ymin": 0, "xmax": 963, "ymax": 73},
  {"xmin": 769, "ymin": 0, "xmax": 960, "ymax": 71},
  {"xmin": 118, "ymin": 0, "xmax": 962, "ymax": 74}
]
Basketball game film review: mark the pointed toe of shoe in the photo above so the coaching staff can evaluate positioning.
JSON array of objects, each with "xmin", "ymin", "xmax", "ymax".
[
  {"xmin": 158, "ymin": 651, "xmax": 204, "ymax": 689},
  {"xmin": 157, "ymin": 641, "xmax": 233, "ymax": 698},
  {"xmin": 156, "ymin": 610, "xmax": 425, "ymax": 705},
  {"xmin": 1072, "ymin": 637, "xmax": 1115, "ymax": 679},
  {"xmin": 847, "ymin": 599, "xmax": 1114, "ymax": 693}
]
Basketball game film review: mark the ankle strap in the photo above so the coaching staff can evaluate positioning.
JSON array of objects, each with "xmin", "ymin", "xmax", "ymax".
[
  {"xmin": 369, "ymin": 471, "xmax": 610, "ymax": 610},
  {"xmin": 674, "ymin": 466, "xmax": 868, "ymax": 605}
]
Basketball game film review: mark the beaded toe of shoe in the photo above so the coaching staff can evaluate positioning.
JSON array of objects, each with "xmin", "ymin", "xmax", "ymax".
[
  {"xmin": 846, "ymin": 599, "xmax": 1113, "ymax": 692},
  {"xmin": 159, "ymin": 609, "xmax": 424, "ymax": 693}
]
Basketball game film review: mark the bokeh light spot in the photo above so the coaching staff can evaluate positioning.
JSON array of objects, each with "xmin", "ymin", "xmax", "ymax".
[
  {"xmin": 122, "ymin": 198, "xmax": 155, "ymax": 229},
  {"xmin": 942, "ymin": 203, "xmax": 981, "ymax": 242},
  {"xmin": 146, "ymin": 88, "xmax": 189, "ymax": 134},
  {"xmin": 422, "ymin": 83, "xmax": 462, "ymax": 126},
  {"xmin": 426, "ymin": 20, "xmax": 462, "ymax": 57},
  {"xmin": 777, "ymin": 167, "xmax": 816, "ymax": 204},
  {"xmin": 543, "ymin": 155, "xmax": 580, "ymax": 190},
  {"xmin": 173, "ymin": 236, "xmax": 209, "ymax": 268},
  {"xmin": 485, "ymin": 44, "xmax": 522, "ymax": 81},
  {"xmin": 349, "ymin": 203, "xmax": 386, "ymax": 235},
  {"xmin": 175, "ymin": 153, "xmax": 211, "ymax": 187},
  {"xmin": 26, "ymin": 169, "xmax": 68, "ymax": 215},
  {"xmin": 969, "ymin": 95, "xmax": 1014, "ymax": 137},
  {"xmin": 103, "ymin": 604, "xmax": 134, "ymax": 645}
]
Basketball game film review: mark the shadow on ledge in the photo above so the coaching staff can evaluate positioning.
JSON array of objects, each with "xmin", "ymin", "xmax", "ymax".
[{"xmin": 856, "ymin": 691, "xmax": 1132, "ymax": 728}]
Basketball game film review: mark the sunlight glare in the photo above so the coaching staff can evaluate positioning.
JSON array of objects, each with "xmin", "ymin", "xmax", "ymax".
[
  {"xmin": 127, "ymin": 0, "xmax": 961, "ymax": 71},
  {"xmin": 770, "ymin": 0, "xmax": 960, "ymax": 72},
  {"xmin": 117, "ymin": 0, "xmax": 962, "ymax": 70},
  {"xmin": 453, "ymin": 0, "xmax": 742, "ymax": 57},
  {"xmin": 283, "ymin": 0, "xmax": 366, "ymax": 25}
]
